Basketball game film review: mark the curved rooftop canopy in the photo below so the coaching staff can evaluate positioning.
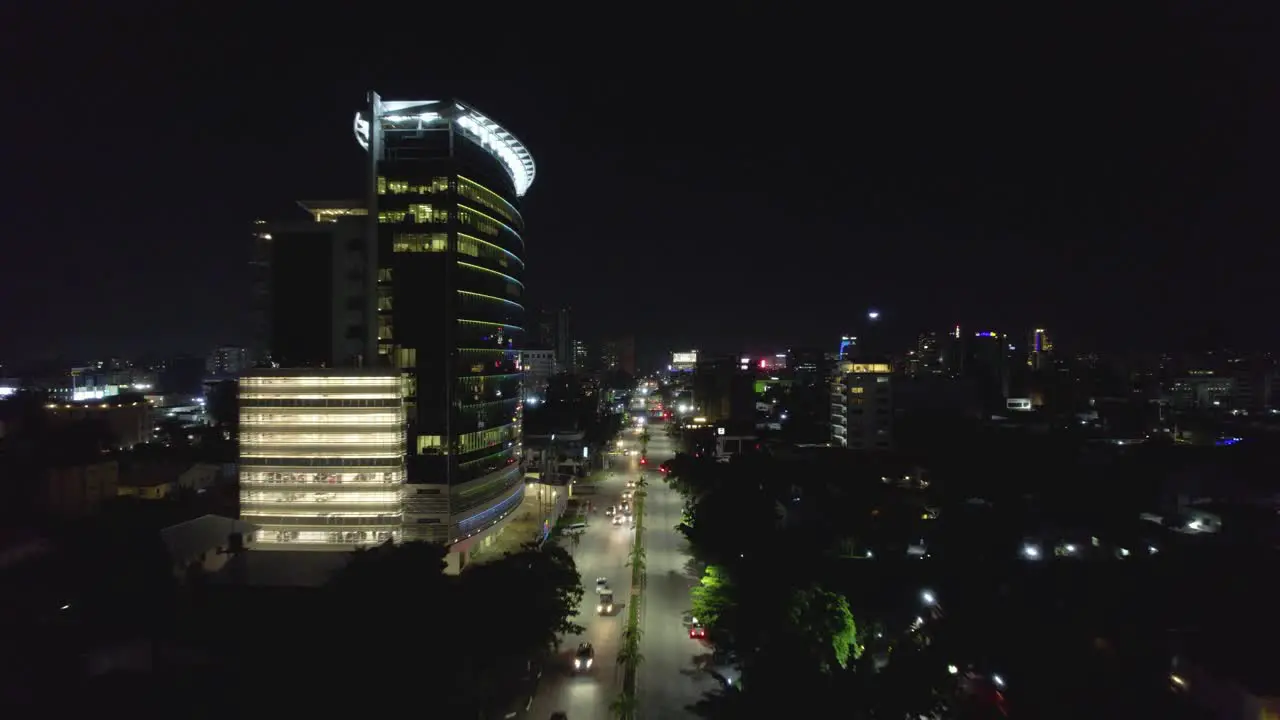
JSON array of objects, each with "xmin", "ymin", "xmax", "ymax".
[{"xmin": 354, "ymin": 97, "xmax": 536, "ymax": 197}]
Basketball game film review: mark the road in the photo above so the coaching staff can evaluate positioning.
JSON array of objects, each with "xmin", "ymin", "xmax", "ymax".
[
  {"xmin": 636, "ymin": 427, "xmax": 720, "ymax": 719},
  {"xmin": 527, "ymin": 456, "xmax": 640, "ymax": 720}
]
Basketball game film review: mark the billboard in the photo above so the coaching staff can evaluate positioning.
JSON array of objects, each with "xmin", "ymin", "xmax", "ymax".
[{"xmin": 672, "ymin": 352, "xmax": 698, "ymax": 365}]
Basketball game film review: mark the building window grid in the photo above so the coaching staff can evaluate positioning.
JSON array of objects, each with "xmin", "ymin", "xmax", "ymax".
[{"xmin": 456, "ymin": 175, "xmax": 521, "ymax": 227}]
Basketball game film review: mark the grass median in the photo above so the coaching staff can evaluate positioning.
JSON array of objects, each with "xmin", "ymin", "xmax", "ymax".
[{"xmin": 614, "ymin": 491, "xmax": 646, "ymax": 716}]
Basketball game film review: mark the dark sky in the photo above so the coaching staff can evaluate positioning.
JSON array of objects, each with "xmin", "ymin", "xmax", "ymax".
[{"xmin": 3, "ymin": 5, "xmax": 1278, "ymax": 368}]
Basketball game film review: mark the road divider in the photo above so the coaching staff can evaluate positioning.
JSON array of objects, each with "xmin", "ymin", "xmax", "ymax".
[{"xmin": 612, "ymin": 490, "xmax": 646, "ymax": 719}]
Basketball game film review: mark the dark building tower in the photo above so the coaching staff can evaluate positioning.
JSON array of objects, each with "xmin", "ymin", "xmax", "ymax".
[
  {"xmin": 357, "ymin": 94, "xmax": 534, "ymax": 548},
  {"xmin": 251, "ymin": 201, "xmax": 371, "ymax": 368},
  {"xmin": 532, "ymin": 306, "xmax": 573, "ymax": 374}
]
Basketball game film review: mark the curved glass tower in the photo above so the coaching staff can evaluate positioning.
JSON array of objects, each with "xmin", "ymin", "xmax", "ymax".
[{"xmin": 356, "ymin": 93, "xmax": 534, "ymax": 549}]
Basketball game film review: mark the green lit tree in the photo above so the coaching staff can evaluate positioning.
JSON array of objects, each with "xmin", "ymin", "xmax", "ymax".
[
  {"xmin": 788, "ymin": 585, "xmax": 860, "ymax": 671},
  {"xmin": 690, "ymin": 565, "xmax": 735, "ymax": 628}
]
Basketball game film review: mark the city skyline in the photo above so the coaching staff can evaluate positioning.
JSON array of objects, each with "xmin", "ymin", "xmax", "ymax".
[{"xmin": 4, "ymin": 7, "xmax": 1279, "ymax": 362}]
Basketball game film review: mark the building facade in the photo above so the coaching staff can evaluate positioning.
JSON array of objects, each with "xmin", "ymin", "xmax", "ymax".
[
  {"xmin": 831, "ymin": 361, "xmax": 893, "ymax": 450},
  {"xmin": 238, "ymin": 370, "xmax": 405, "ymax": 548},
  {"xmin": 239, "ymin": 95, "xmax": 536, "ymax": 566},
  {"xmin": 358, "ymin": 94, "xmax": 533, "ymax": 552},
  {"xmin": 521, "ymin": 349, "xmax": 555, "ymax": 402}
]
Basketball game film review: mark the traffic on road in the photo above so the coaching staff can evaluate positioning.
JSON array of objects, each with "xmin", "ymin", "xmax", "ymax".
[{"xmin": 527, "ymin": 429, "xmax": 649, "ymax": 720}]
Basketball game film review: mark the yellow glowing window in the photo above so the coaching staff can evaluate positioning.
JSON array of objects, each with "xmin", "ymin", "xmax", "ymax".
[
  {"xmin": 457, "ymin": 177, "xmax": 518, "ymax": 225},
  {"xmin": 378, "ymin": 343, "xmax": 394, "ymax": 357},
  {"xmin": 397, "ymin": 347, "xmax": 417, "ymax": 369},
  {"xmin": 377, "ymin": 287, "xmax": 393, "ymax": 311},
  {"xmin": 402, "ymin": 373, "xmax": 416, "ymax": 396},
  {"xmin": 850, "ymin": 387, "xmax": 864, "ymax": 394},
  {"xmin": 417, "ymin": 435, "xmax": 444, "ymax": 454},
  {"xmin": 457, "ymin": 236, "xmax": 480, "ymax": 257},
  {"xmin": 377, "ymin": 176, "xmax": 387, "ymax": 195},
  {"xmin": 377, "ymin": 317, "xmax": 393, "ymax": 341},
  {"xmin": 459, "ymin": 210, "xmax": 499, "ymax": 237},
  {"xmin": 378, "ymin": 211, "xmax": 407, "ymax": 223},
  {"xmin": 408, "ymin": 204, "xmax": 449, "ymax": 223},
  {"xmin": 378, "ymin": 268, "xmax": 393, "ymax": 283},
  {"xmin": 393, "ymin": 232, "xmax": 447, "ymax": 253}
]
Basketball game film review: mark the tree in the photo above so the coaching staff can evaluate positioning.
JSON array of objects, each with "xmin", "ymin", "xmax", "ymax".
[
  {"xmin": 329, "ymin": 540, "xmax": 449, "ymax": 595},
  {"xmin": 690, "ymin": 565, "xmax": 735, "ymax": 628},
  {"xmin": 787, "ymin": 586, "xmax": 860, "ymax": 671},
  {"xmin": 609, "ymin": 692, "xmax": 639, "ymax": 719},
  {"xmin": 504, "ymin": 543, "xmax": 585, "ymax": 649}
]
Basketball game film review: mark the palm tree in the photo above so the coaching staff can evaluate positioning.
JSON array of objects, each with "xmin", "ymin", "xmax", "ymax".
[
  {"xmin": 615, "ymin": 643, "xmax": 635, "ymax": 676},
  {"xmin": 609, "ymin": 692, "xmax": 639, "ymax": 719}
]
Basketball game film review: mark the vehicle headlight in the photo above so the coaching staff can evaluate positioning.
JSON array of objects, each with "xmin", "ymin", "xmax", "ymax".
[
  {"xmin": 575, "ymin": 659, "xmax": 582, "ymax": 668},
  {"xmin": 597, "ymin": 605, "xmax": 603, "ymax": 612},
  {"xmin": 607, "ymin": 605, "xmax": 613, "ymax": 612},
  {"xmin": 586, "ymin": 658, "xmax": 593, "ymax": 668}
]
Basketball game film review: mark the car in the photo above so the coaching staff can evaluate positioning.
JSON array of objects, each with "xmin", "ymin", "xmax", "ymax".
[
  {"xmin": 605, "ymin": 506, "xmax": 616, "ymax": 517},
  {"xmin": 612, "ymin": 515, "xmax": 623, "ymax": 526},
  {"xmin": 597, "ymin": 589, "xmax": 615, "ymax": 614},
  {"xmin": 689, "ymin": 622, "xmax": 707, "ymax": 639},
  {"xmin": 625, "ymin": 480, "xmax": 636, "ymax": 489},
  {"xmin": 573, "ymin": 643, "xmax": 595, "ymax": 671},
  {"xmin": 621, "ymin": 491, "xmax": 632, "ymax": 500},
  {"xmin": 595, "ymin": 577, "xmax": 608, "ymax": 592}
]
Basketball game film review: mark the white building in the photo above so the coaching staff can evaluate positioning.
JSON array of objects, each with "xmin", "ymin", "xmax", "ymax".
[{"xmin": 238, "ymin": 369, "xmax": 406, "ymax": 549}]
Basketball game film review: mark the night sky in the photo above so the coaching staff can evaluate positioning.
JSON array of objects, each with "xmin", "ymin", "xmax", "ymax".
[{"xmin": 4, "ymin": 5, "xmax": 1278, "ymax": 367}]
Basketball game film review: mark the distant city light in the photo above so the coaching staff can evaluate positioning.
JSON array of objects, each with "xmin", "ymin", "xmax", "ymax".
[{"xmin": 867, "ymin": 309, "xmax": 881, "ymax": 320}]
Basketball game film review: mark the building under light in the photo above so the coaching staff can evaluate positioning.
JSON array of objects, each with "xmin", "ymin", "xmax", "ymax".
[
  {"xmin": 244, "ymin": 95, "xmax": 537, "ymax": 569},
  {"xmin": 238, "ymin": 370, "xmax": 406, "ymax": 548},
  {"xmin": 831, "ymin": 361, "xmax": 894, "ymax": 450},
  {"xmin": 359, "ymin": 94, "xmax": 533, "ymax": 562},
  {"xmin": 1028, "ymin": 327, "xmax": 1054, "ymax": 370}
]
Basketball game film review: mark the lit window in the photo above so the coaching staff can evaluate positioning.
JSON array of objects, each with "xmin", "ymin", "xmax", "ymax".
[
  {"xmin": 393, "ymin": 232, "xmax": 447, "ymax": 252},
  {"xmin": 417, "ymin": 435, "xmax": 444, "ymax": 454}
]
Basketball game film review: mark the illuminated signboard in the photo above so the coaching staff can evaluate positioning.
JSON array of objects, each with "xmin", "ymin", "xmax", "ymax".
[
  {"xmin": 849, "ymin": 363, "xmax": 892, "ymax": 374},
  {"xmin": 672, "ymin": 352, "xmax": 698, "ymax": 365}
]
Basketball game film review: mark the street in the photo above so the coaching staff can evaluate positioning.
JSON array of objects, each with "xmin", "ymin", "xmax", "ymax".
[
  {"xmin": 636, "ymin": 429, "xmax": 720, "ymax": 719},
  {"xmin": 527, "ymin": 459, "xmax": 640, "ymax": 719}
]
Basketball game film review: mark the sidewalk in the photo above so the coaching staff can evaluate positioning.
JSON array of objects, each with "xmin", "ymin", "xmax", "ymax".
[{"xmin": 470, "ymin": 483, "xmax": 567, "ymax": 563}]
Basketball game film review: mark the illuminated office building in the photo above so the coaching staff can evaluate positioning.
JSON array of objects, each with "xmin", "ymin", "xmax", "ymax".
[
  {"xmin": 1028, "ymin": 328, "xmax": 1054, "ymax": 370},
  {"xmin": 239, "ymin": 370, "xmax": 406, "ymax": 547},
  {"xmin": 831, "ymin": 361, "xmax": 893, "ymax": 450},
  {"xmin": 355, "ymin": 93, "xmax": 534, "ymax": 558}
]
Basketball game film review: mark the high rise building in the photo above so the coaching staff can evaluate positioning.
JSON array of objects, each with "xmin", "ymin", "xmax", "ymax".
[
  {"xmin": 831, "ymin": 360, "xmax": 894, "ymax": 450},
  {"xmin": 360, "ymin": 94, "xmax": 534, "ymax": 552},
  {"xmin": 1029, "ymin": 328, "xmax": 1054, "ymax": 370},
  {"xmin": 207, "ymin": 346, "xmax": 250, "ymax": 377},
  {"xmin": 242, "ymin": 94, "xmax": 536, "ymax": 568},
  {"xmin": 601, "ymin": 336, "xmax": 636, "ymax": 376},
  {"xmin": 532, "ymin": 307, "xmax": 573, "ymax": 373}
]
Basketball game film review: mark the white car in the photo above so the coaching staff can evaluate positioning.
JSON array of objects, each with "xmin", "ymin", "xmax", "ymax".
[{"xmin": 596, "ymin": 577, "xmax": 609, "ymax": 592}]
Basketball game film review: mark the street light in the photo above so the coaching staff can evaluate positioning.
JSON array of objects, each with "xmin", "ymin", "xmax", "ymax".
[{"xmin": 921, "ymin": 589, "xmax": 937, "ymax": 606}]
